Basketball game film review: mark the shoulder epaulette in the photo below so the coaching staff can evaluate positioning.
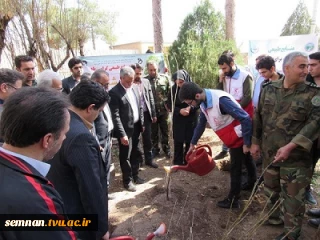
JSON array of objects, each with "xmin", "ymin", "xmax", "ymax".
[{"xmin": 305, "ymin": 81, "xmax": 320, "ymax": 89}]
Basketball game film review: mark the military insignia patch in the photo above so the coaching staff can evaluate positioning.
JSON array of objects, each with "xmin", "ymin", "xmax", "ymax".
[{"xmin": 311, "ymin": 96, "xmax": 320, "ymax": 106}]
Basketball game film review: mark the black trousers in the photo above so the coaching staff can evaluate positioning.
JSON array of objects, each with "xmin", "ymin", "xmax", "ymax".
[
  {"xmin": 228, "ymin": 146, "xmax": 257, "ymax": 200},
  {"xmin": 173, "ymin": 140, "xmax": 190, "ymax": 165},
  {"xmin": 118, "ymin": 122, "xmax": 141, "ymax": 185},
  {"xmin": 141, "ymin": 111, "xmax": 153, "ymax": 162}
]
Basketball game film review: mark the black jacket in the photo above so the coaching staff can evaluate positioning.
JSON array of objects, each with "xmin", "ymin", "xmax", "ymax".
[
  {"xmin": 0, "ymin": 151, "xmax": 76, "ymax": 240},
  {"xmin": 109, "ymin": 83, "xmax": 144, "ymax": 138},
  {"xmin": 62, "ymin": 76, "xmax": 78, "ymax": 94},
  {"xmin": 168, "ymin": 85, "xmax": 199, "ymax": 142},
  {"xmin": 47, "ymin": 110, "xmax": 108, "ymax": 240}
]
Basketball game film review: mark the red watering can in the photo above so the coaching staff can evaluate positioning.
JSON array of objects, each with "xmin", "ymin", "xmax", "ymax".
[
  {"xmin": 110, "ymin": 222, "xmax": 166, "ymax": 240},
  {"xmin": 164, "ymin": 144, "xmax": 215, "ymax": 176}
]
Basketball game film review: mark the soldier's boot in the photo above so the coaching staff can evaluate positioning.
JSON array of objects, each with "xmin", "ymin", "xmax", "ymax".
[
  {"xmin": 307, "ymin": 208, "xmax": 320, "ymax": 217},
  {"xmin": 145, "ymin": 151, "xmax": 158, "ymax": 168},
  {"xmin": 308, "ymin": 218, "xmax": 320, "ymax": 228},
  {"xmin": 305, "ymin": 189, "xmax": 317, "ymax": 205}
]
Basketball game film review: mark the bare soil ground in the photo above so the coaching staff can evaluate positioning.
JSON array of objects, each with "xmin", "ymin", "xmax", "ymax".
[{"xmin": 108, "ymin": 128, "xmax": 320, "ymax": 240}]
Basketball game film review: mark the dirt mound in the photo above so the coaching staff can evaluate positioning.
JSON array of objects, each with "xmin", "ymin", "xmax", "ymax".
[{"xmin": 109, "ymin": 130, "xmax": 320, "ymax": 240}]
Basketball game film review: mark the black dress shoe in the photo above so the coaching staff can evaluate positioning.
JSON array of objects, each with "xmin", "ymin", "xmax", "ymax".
[
  {"xmin": 308, "ymin": 218, "xmax": 320, "ymax": 229},
  {"xmin": 133, "ymin": 176, "xmax": 145, "ymax": 184},
  {"xmin": 145, "ymin": 161, "xmax": 158, "ymax": 168},
  {"xmin": 214, "ymin": 151, "xmax": 228, "ymax": 160},
  {"xmin": 217, "ymin": 198, "xmax": 240, "ymax": 209},
  {"xmin": 307, "ymin": 208, "xmax": 320, "ymax": 217},
  {"xmin": 124, "ymin": 181, "xmax": 136, "ymax": 192}
]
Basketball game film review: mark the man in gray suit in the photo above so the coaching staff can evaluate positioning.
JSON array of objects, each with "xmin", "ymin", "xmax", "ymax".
[
  {"xmin": 131, "ymin": 64, "xmax": 158, "ymax": 168},
  {"xmin": 109, "ymin": 67, "xmax": 145, "ymax": 192},
  {"xmin": 47, "ymin": 80, "xmax": 110, "ymax": 240}
]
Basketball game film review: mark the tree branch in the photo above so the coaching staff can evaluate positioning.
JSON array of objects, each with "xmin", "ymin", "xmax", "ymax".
[
  {"xmin": 51, "ymin": 24, "xmax": 75, "ymax": 57},
  {"xmin": 48, "ymin": 48, "xmax": 70, "ymax": 72}
]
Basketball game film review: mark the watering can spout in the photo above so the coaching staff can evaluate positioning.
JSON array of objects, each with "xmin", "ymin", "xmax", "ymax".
[
  {"xmin": 171, "ymin": 165, "xmax": 194, "ymax": 173},
  {"xmin": 163, "ymin": 165, "xmax": 194, "ymax": 173}
]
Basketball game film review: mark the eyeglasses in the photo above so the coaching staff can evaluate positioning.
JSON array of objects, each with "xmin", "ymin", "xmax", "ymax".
[
  {"xmin": 98, "ymin": 82, "xmax": 109, "ymax": 90},
  {"xmin": 6, "ymin": 83, "xmax": 18, "ymax": 90},
  {"xmin": 54, "ymin": 87, "xmax": 64, "ymax": 92}
]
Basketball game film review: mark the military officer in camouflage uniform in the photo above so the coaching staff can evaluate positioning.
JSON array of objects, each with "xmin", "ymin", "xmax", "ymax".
[
  {"xmin": 251, "ymin": 52, "xmax": 320, "ymax": 240},
  {"xmin": 145, "ymin": 61, "xmax": 171, "ymax": 158}
]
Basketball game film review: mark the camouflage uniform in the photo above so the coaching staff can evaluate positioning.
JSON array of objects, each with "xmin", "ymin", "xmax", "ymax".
[
  {"xmin": 145, "ymin": 73, "xmax": 171, "ymax": 154},
  {"xmin": 252, "ymin": 78, "xmax": 320, "ymax": 239}
]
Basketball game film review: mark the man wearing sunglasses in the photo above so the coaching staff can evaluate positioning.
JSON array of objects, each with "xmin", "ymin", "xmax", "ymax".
[{"xmin": 0, "ymin": 68, "xmax": 24, "ymax": 120}]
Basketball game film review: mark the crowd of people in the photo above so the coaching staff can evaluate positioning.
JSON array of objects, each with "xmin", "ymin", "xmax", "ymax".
[{"xmin": 0, "ymin": 50, "xmax": 319, "ymax": 240}]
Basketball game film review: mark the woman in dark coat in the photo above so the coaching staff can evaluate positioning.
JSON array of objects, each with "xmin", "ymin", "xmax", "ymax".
[{"xmin": 168, "ymin": 70, "xmax": 199, "ymax": 165}]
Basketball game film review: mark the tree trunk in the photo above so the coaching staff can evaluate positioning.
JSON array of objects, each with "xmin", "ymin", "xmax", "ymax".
[
  {"xmin": 0, "ymin": 14, "xmax": 13, "ymax": 64},
  {"xmin": 91, "ymin": 26, "xmax": 96, "ymax": 50},
  {"xmin": 225, "ymin": 0, "xmax": 235, "ymax": 40},
  {"xmin": 310, "ymin": 0, "xmax": 319, "ymax": 33},
  {"xmin": 152, "ymin": 0, "xmax": 163, "ymax": 53},
  {"xmin": 48, "ymin": 48, "xmax": 70, "ymax": 72},
  {"xmin": 79, "ymin": 38, "xmax": 85, "ymax": 56},
  {"xmin": 17, "ymin": 10, "xmax": 37, "ymax": 58}
]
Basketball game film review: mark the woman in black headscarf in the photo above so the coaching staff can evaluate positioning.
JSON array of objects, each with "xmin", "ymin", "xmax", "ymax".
[{"xmin": 168, "ymin": 70, "xmax": 199, "ymax": 165}]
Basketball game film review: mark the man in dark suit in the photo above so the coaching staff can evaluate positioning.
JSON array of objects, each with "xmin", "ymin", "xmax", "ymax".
[
  {"xmin": 109, "ymin": 66, "xmax": 144, "ymax": 192},
  {"xmin": 91, "ymin": 69, "xmax": 114, "ymax": 194},
  {"xmin": 131, "ymin": 64, "xmax": 158, "ymax": 168},
  {"xmin": 0, "ymin": 87, "xmax": 76, "ymax": 240},
  {"xmin": 47, "ymin": 80, "xmax": 110, "ymax": 240},
  {"xmin": 62, "ymin": 57, "xmax": 83, "ymax": 94}
]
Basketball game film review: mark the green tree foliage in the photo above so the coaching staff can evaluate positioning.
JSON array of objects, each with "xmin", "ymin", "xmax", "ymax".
[
  {"xmin": 168, "ymin": 0, "xmax": 238, "ymax": 88},
  {"xmin": 280, "ymin": 0, "xmax": 312, "ymax": 36}
]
